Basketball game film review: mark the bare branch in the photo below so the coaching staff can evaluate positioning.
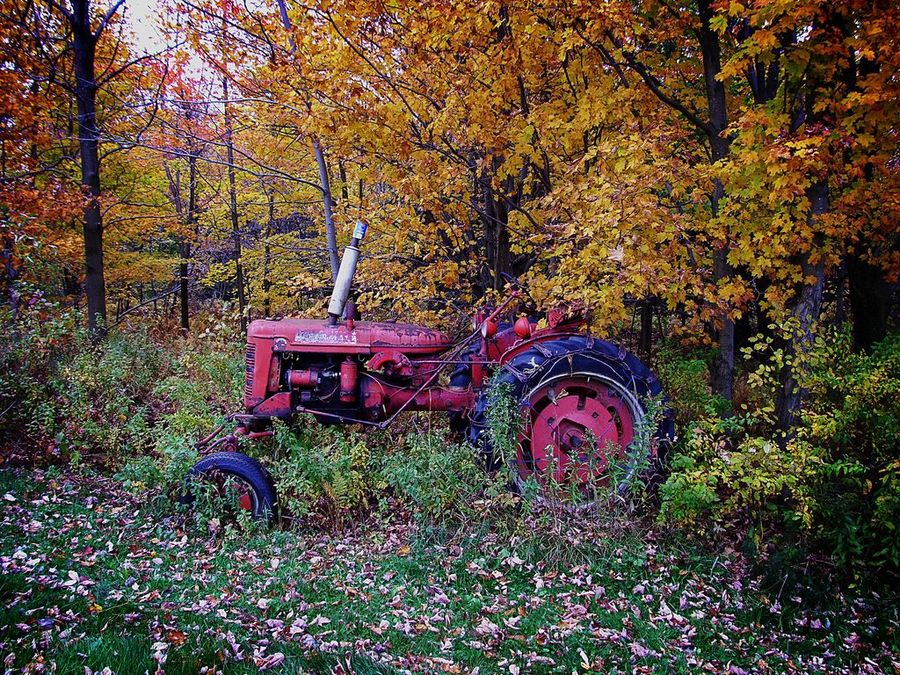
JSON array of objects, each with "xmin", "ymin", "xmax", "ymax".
[
  {"xmin": 44, "ymin": 0, "xmax": 72, "ymax": 22},
  {"xmin": 110, "ymin": 285, "xmax": 179, "ymax": 327},
  {"xmin": 93, "ymin": 0, "xmax": 124, "ymax": 40},
  {"xmin": 601, "ymin": 31, "xmax": 712, "ymax": 136}
]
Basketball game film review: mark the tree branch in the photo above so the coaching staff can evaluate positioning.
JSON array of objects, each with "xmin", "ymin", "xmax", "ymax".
[
  {"xmin": 110, "ymin": 285, "xmax": 179, "ymax": 326},
  {"xmin": 44, "ymin": 0, "xmax": 72, "ymax": 22},
  {"xmin": 93, "ymin": 0, "xmax": 124, "ymax": 40},
  {"xmin": 603, "ymin": 32, "xmax": 712, "ymax": 136}
]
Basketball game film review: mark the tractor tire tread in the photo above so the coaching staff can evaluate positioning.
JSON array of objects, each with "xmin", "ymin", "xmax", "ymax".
[{"xmin": 466, "ymin": 336, "xmax": 675, "ymax": 483}]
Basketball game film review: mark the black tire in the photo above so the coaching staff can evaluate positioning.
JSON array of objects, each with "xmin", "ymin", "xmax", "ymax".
[
  {"xmin": 467, "ymin": 336, "xmax": 675, "ymax": 492},
  {"xmin": 184, "ymin": 451, "xmax": 278, "ymax": 523}
]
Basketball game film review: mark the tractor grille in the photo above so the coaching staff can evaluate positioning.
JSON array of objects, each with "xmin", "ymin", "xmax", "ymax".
[{"xmin": 244, "ymin": 343, "xmax": 256, "ymax": 401}]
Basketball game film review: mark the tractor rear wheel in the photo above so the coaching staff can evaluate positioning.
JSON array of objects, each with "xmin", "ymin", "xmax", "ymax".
[{"xmin": 467, "ymin": 336, "xmax": 674, "ymax": 500}]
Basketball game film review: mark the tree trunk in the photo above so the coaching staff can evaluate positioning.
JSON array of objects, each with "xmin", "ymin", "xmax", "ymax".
[
  {"xmin": 72, "ymin": 0, "xmax": 107, "ymax": 338},
  {"xmin": 313, "ymin": 139, "xmax": 339, "ymax": 283},
  {"xmin": 223, "ymin": 77, "xmax": 247, "ymax": 331},
  {"xmin": 475, "ymin": 159, "xmax": 511, "ymax": 294},
  {"xmin": 179, "ymin": 241, "xmax": 190, "ymax": 332},
  {"xmin": 698, "ymin": 0, "xmax": 735, "ymax": 407},
  {"xmin": 491, "ymin": 196, "xmax": 511, "ymax": 292},
  {"xmin": 835, "ymin": 16, "xmax": 890, "ymax": 353},
  {"xmin": 1, "ymin": 229, "xmax": 20, "ymax": 319},
  {"xmin": 709, "ymin": 176, "xmax": 734, "ymax": 406},
  {"xmin": 264, "ymin": 189, "xmax": 274, "ymax": 317},
  {"xmin": 272, "ymin": 0, "xmax": 338, "ymax": 285},
  {"xmin": 338, "ymin": 160, "xmax": 349, "ymax": 202},
  {"xmin": 179, "ymin": 152, "xmax": 197, "ymax": 333},
  {"xmin": 847, "ymin": 253, "xmax": 890, "ymax": 352},
  {"xmin": 776, "ymin": 180, "xmax": 828, "ymax": 431},
  {"xmin": 639, "ymin": 298, "xmax": 654, "ymax": 363}
]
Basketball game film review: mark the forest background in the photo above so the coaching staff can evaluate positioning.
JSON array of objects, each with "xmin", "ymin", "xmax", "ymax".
[{"xmin": 0, "ymin": 0, "xmax": 898, "ymax": 671}]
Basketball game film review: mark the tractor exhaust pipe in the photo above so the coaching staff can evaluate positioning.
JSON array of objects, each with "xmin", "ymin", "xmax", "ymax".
[{"xmin": 327, "ymin": 220, "xmax": 367, "ymax": 325}]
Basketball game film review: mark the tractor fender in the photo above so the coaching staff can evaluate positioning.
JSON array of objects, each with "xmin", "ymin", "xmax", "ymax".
[{"xmin": 496, "ymin": 331, "xmax": 588, "ymax": 366}]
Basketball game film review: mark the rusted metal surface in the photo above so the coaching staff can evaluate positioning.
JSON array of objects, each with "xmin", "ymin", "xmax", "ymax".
[
  {"xmin": 208, "ymin": 274, "xmax": 662, "ymax": 498},
  {"xmin": 248, "ymin": 318, "xmax": 453, "ymax": 354},
  {"xmin": 367, "ymin": 350, "xmax": 413, "ymax": 377},
  {"xmin": 520, "ymin": 379, "xmax": 635, "ymax": 486},
  {"xmin": 241, "ymin": 299, "xmax": 593, "ymax": 427},
  {"xmin": 252, "ymin": 392, "xmax": 292, "ymax": 418},
  {"xmin": 241, "ymin": 295, "xmax": 591, "ymax": 429},
  {"xmin": 359, "ymin": 377, "xmax": 474, "ymax": 417},
  {"xmin": 339, "ymin": 358, "xmax": 358, "ymax": 402}
]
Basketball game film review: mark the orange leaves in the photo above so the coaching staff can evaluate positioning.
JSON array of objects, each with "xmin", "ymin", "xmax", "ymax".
[
  {"xmin": 5, "ymin": 0, "xmax": 892, "ymax": 337},
  {"xmin": 709, "ymin": 0, "xmax": 900, "ymax": 297}
]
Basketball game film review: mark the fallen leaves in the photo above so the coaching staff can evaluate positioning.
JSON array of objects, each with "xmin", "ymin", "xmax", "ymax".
[
  {"xmin": 474, "ymin": 617, "xmax": 501, "ymax": 637},
  {"xmin": 253, "ymin": 651, "xmax": 285, "ymax": 670},
  {"xmin": 0, "ymin": 468, "xmax": 897, "ymax": 674}
]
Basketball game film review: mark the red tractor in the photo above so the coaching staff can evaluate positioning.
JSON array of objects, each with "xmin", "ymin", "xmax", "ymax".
[{"xmin": 187, "ymin": 222, "xmax": 674, "ymax": 521}]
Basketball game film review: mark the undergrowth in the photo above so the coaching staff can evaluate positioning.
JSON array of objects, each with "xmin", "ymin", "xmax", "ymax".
[
  {"xmin": 657, "ymin": 328, "xmax": 900, "ymax": 582},
  {"xmin": 2, "ymin": 301, "xmax": 898, "ymax": 582}
]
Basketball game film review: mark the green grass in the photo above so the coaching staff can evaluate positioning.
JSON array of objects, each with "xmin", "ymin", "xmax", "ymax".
[{"xmin": 0, "ymin": 469, "xmax": 897, "ymax": 673}]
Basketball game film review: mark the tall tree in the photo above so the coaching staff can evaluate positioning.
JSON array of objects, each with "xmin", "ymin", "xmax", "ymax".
[
  {"xmin": 164, "ymin": 145, "xmax": 198, "ymax": 333},
  {"xmin": 716, "ymin": 0, "xmax": 899, "ymax": 426},
  {"xmin": 222, "ymin": 76, "xmax": 247, "ymax": 331},
  {"xmin": 54, "ymin": 0, "xmax": 126, "ymax": 336},
  {"xmin": 577, "ymin": 0, "xmax": 737, "ymax": 403}
]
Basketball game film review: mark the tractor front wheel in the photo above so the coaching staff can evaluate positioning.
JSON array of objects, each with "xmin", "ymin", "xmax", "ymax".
[
  {"xmin": 183, "ymin": 451, "xmax": 278, "ymax": 524},
  {"xmin": 468, "ymin": 336, "xmax": 674, "ymax": 500}
]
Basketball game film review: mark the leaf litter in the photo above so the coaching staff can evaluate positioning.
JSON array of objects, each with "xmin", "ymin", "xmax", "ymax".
[{"xmin": 0, "ymin": 468, "xmax": 897, "ymax": 673}]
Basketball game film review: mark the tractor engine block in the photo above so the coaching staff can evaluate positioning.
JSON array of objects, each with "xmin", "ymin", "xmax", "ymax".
[{"xmin": 240, "ymin": 317, "xmax": 472, "ymax": 428}]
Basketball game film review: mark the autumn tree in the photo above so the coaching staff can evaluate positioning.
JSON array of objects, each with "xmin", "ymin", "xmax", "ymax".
[
  {"xmin": 0, "ymin": 0, "xmax": 178, "ymax": 335},
  {"xmin": 2, "ymin": 0, "xmax": 896, "ymax": 442},
  {"xmin": 157, "ymin": 78, "xmax": 209, "ymax": 333},
  {"xmin": 712, "ymin": 0, "xmax": 899, "ymax": 427},
  {"xmin": 46, "ymin": 0, "xmax": 130, "ymax": 336},
  {"xmin": 0, "ymin": 0, "xmax": 83, "ymax": 312}
]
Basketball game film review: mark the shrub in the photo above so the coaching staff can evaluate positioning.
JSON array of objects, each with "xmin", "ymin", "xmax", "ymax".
[
  {"xmin": 802, "ymin": 332, "xmax": 900, "ymax": 571},
  {"xmin": 659, "ymin": 420, "xmax": 820, "ymax": 529},
  {"xmin": 379, "ymin": 429, "xmax": 497, "ymax": 526},
  {"xmin": 265, "ymin": 421, "xmax": 502, "ymax": 529},
  {"xmin": 655, "ymin": 342, "xmax": 730, "ymax": 423},
  {"xmin": 265, "ymin": 422, "xmax": 378, "ymax": 524},
  {"xmin": 126, "ymin": 336, "xmax": 243, "ymax": 495},
  {"xmin": 0, "ymin": 300, "xmax": 164, "ymax": 465},
  {"xmin": 477, "ymin": 378, "xmax": 659, "ymax": 564},
  {"xmin": 660, "ymin": 328, "xmax": 900, "ymax": 577}
]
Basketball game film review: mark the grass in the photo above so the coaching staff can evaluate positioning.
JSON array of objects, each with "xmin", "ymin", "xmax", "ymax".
[{"xmin": 0, "ymin": 468, "xmax": 898, "ymax": 673}]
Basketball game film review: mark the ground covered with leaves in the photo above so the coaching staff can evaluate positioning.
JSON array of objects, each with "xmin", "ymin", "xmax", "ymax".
[{"xmin": 1, "ymin": 468, "xmax": 897, "ymax": 674}]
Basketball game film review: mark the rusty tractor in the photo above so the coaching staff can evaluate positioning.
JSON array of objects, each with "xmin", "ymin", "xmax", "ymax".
[{"xmin": 186, "ymin": 221, "xmax": 674, "ymax": 521}]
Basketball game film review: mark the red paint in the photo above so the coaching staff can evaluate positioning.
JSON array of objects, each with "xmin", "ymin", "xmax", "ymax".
[
  {"xmin": 522, "ymin": 379, "xmax": 635, "ymax": 488},
  {"xmin": 197, "ymin": 291, "xmax": 671, "ymax": 502},
  {"xmin": 481, "ymin": 318, "xmax": 498, "ymax": 338},
  {"xmin": 286, "ymin": 369, "xmax": 319, "ymax": 388},
  {"xmin": 340, "ymin": 358, "xmax": 358, "ymax": 402},
  {"xmin": 514, "ymin": 316, "xmax": 532, "ymax": 339},
  {"xmin": 367, "ymin": 350, "xmax": 413, "ymax": 377},
  {"xmin": 359, "ymin": 377, "xmax": 474, "ymax": 417},
  {"xmin": 238, "ymin": 491, "xmax": 252, "ymax": 511},
  {"xmin": 253, "ymin": 391, "xmax": 292, "ymax": 418},
  {"xmin": 189, "ymin": 260, "xmax": 675, "ymax": 510},
  {"xmin": 248, "ymin": 318, "xmax": 452, "ymax": 355}
]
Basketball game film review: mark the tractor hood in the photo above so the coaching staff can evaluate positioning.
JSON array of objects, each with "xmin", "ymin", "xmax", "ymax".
[{"xmin": 247, "ymin": 318, "xmax": 452, "ymax": 355}]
